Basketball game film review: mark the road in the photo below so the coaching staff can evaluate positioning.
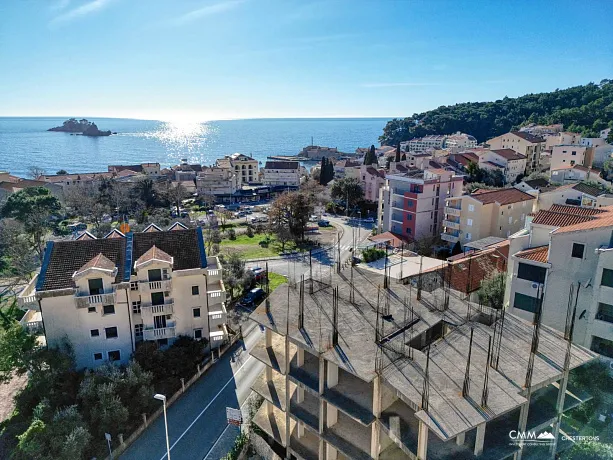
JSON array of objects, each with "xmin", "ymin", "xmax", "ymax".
[
  {"xmin": 120, "ymin": 217, "xmax": 371, "ymax": 460},
  {"xmin": 120, "ymin": 325, "xmax": 265, "ymax": 460}
]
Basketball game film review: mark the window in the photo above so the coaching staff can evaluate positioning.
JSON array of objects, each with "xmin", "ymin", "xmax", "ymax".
[
  {"xmin": 90, "ymin": 329, "xmax": 100, "ymax": 337},
  {"xmin": 132, "ymin": 300, "xmax": 141, "ymax": 314},
  {"xmin": 407, "ymin": 215, "xmax": 412, "ymax": 221},
  {"xmin": 105, "ymin": 327, "xmax": 118, "ymax": 339},
  {"xmin": 407, "ymin": 201, "xmax": 413, "ymax": 207},
  {"xmin": 596, "ymin": 303, "xmax": 613, "ymax": 323},
  {"xmin": 591, "ymin": 335, "xmax": 613, "ymax": 359},
  {"xmin": 571, "ymin": 243, "xmax": 585, "ymax": 259},
  {"xmin": 151, "ymin": 292, "xmax": 164, "ymax": 305},
  {"xmin": 148, "ymin": 269, "xmax": 162, "ymax": 282},
  {"xmin": 88, "ymin": 306, "xmax": 96, "ymax": 313},
  {"xmin": 135, "ymin": 324, "xmax": 143, "ymax": 338},
  {"xmin": 571, "ymin": 151, "xmax": 577, "ymax": 155},
  {"xmin": 508, "ymin": 216, "xmax": 513, "ymax": 224},
  {"xmin": 193, "ymin": 308, "xmax": 201, "ymax": 318},
  {"xmin": 465, "ymin": 232, "xmax": 472, "ymax": 241},
  {"xmin": 130, "ymin": 281, "xmax": 138, "ymax": 291},
  {"xmin": 108, "ymin": 350, "xmax": 121, "ymax": 362},
  {"xmin": 93, "ymin": 352, "xmax": 103, "ymax": 361},
  {"xmin": 468, "ymin": 204, "xmax": 475, "ymax": 212},
  {"xmin": 406, "ymin": 228, "xmax": 412, "ymax": 235},
  {"xmin": 194, "ymin": 328, "xmax": 203, "ymax": 339},
  {"xmin": 154, "ymin": 315, "xmax": 167, "ymax": 329},
  {"xmin": 513, "ymin": 292, "xmax": 542, "ymax": 313},
  {"xmin": 467, "ymin": 218, "xmax": 473, "ymax": 226},
  {"xmin": 517, "ymin": 263, "xmax": 547, "ymax": 283},
  {"xmin": 192, "ymin": 285, "xmax": 199, "ymax": 296},
  {"xmin": 103, "ymin": 304, "xmax": 115, "ymax": 315},
  {"xmin": 602, "ymin": 268, "xmax": 613, "ymax": 288},
  {"xmin": 88, "ymin": 278, "xmax": 103, "ymax": 295}
]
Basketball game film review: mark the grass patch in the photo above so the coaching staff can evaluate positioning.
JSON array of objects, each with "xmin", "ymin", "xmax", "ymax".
[
  {"xmin": 268, "ymin": 273, "xmax": 288, "ymax": 292},
  {"xmin": 219, "ymin": 234, "xmax": 302, "ymax": 259}
]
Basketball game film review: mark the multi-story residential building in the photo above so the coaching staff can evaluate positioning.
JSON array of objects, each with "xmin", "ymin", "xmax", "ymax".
[
  {"xmin": 443, "ymin": 132, "xmax": 477, "ymax": 150},
  {"xmin": 378, "ymin": 169, "xmax": 463, "ymax": 239},
  {"xmin": 580, "ymin": 137, "xmax": 607, "ymax": 148},
  {"xmin": 333, "ymin": 159, "xmax": 361, "ymax": 179},
  {"xmin": 544, "ymin": 132, "xmax": 582, "ymax": 150},
  {"xmin": 505, "ymin": 204, "xmax": 613, "ymax": 365},
  {"xmin": 249, "ymin": 266, "xmax": 594, "ymax": 460},
  {"xmin": 519, "ymin": 123, "xmax": 564, "ymax": 136},
  {"xmin": 346, "ymin": 165, "xmax": 385, "ymax": 202},
  {"xmin": 108, "ymin": 162, "xmax": 161, "ymax": 176},
  {"xmin": 17, "ymin": 226, "xmax": 227, "ymax": 369},
  {"xmin": 550, "ymin": 164, "xmax": 608, "ymax": 187},
  {"xmin": 405, "ymin": 152, "xmax": 432, "ymax": 170},
  {"xmin": 478, "ymin": 149, "xmax": 527, "ymax": 184},
  {"xmin": 262, "ymin": 161, "xmax": 302, "ymax": 188},
  {"xmin": 402, "ymin": 135, "xmax": 446, "ymax": 153},
  {"xmin": 217, "ymin": 153, "xmax": 259, "ymax": 185},
  {"xmin": 442, "ymin": 188, "xmax": 535, "ymax": 245},
  {"xmin": 447, "ymin": 151, "xmax": 479, "ymax": 172},
  {"xmin": 549, "ymin": 144, "xmax": 594, "ymax": 170},
  {"xmin": 196, "ymin": 166, "xmax": 239, "ymax": 197},
  {"xmin": 40, "ymin": 171, "xmax": 115, "ymax": 191},
  {"xmin": 486, "ymin": 131, "xmax": 545, "ymax": 175}
]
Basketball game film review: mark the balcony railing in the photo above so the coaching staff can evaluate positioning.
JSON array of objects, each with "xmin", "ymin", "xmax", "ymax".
[
  {"xmin": 208, "ymin": 290, "xmax": 226, "ymax": 305},
  {"xmin": 139, "ymin": 279, "xmax": 172, "ymax": 293},
  {"xmin": 143, "ymin": 326, "xmax": 176, "ymax": 341},
  {"xmin": 17, "ymin": 275, "xmax": 38, "ymax": 308},
  {"xmin": 442, "ymin": 219, "xmax": 460, "ymax": 230},
  {"xmin": 207, "ymin": 269, "xmax": 222, "ymax": 282},
  {"xmin": 444, "ymin": 206, "xmax": 461, "ymax": 217},
  {"xmin": 441, "ymin": 233, "xmax": 460, "ymax": 243},
  {"xmin": 141, "ymin": 301, "xmax": 174, "ymax": 316},
  {"xmin": 74, "ymin": 290, "xmax": 115, "ymax": 308}
]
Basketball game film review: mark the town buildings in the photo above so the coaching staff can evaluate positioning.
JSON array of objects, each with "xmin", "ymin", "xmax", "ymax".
[
  {"xmin": 299, "ymin": 146, "xmax": 349, "ymax": 160},
  {"xmin": 550, "ymin": 165, "xmax": 607, "ymax": 186},
  {"xmin": 17, "ymin": 226, "xmax": 227, "ymax": 369},
  {"xmin": 196, "ymin": 166, "xmax": 239, "ymax": 197},
  {"xmin": 549, "ymin": 144, "xmax": 594, "ymax": 171},
  {"xmin": 216, "ymin": 153, "xmax": 259, "ymax": 185},
  {"xmin": 544, "ymin": 132, "xmax": 583, "ymax": 150},
  {"xmin": 249, "ymin": 266, "xmax": 595, "ymax": 460},
  {"xmin": 345, "ymin": 165, "xmax": 386, "ymax": 202},
  {"xmin": 519, "ymin": 123, "xmax": 564, "ymax": 136},
  {"xmin": 505, "ymin": 204, "xmax": 613, "ymax": 366},
  {"xmin": 262, "ymin": 161, "xmax": 302, "ymax": 188},
  {"xmin": 442, "ymin": 188, "xmax": 535, "ymax": 245},
  {"xmin": 443, "ymin": 132, "xmax": 477, "ymax": 150},
  {"xmin": 108, "ymin": 163, "xmax": 161, "ymax": 176},
  {"xmin": 478, "ymin": 149, "xmax": 527, "ymax": 184},
  {"xmin": 486, "ymin": 131, "xmax": 545, "ymax": 175},
  {"xmin": 378, "ymin": 169, "xmax": 463, "ymax": 239},
  {"xmin": 401, "ymin": 135, "xmax": 446, "ymax": 153}
]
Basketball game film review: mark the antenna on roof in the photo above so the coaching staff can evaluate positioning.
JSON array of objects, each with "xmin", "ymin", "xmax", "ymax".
[
  {"xmin": 524, "ymin": 285, "xmax": 544, "ymax": 389},
  {"xmin": 462, "ymin": 327, "xmax": 474, "ymax": 398},
  {"xmin": 421, "ymin": 345, "xmax": 431, "ymax": 411},
  {"xmin": 481, "ymin": 335, "xmax": 492, "ymax": 407}
]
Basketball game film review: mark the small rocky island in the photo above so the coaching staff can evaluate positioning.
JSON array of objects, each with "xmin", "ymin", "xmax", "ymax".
[{"xmin": 48, "ymin": 118, "xmax": 112, "ymax": 136}]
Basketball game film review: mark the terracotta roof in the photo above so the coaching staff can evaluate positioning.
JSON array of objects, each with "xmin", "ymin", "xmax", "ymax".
[
  {"xmin": 511, "ymin": 131, "xmax": 545, "ymax": 144},
  {"xmin": 555, "ymin": 206, "xmax": 613, "ymax": 234},
  {"xmin": 75, "ymin": 231, "xmax": 96, "ymax": 241},
  {"xmin": 462, "ymin": 152, "xmax": 479, "ymax": 163},
  {"xmin": 572, "ymin": 182, "xmax": 603, "ymax": 197},
  {"xmin": 514, "ymin": 245, "xmax": 549, "ymax": 264},
  {"xmin": 264, "ymin": 161, "xmax": 299, "ymax": 170},
  {"xmin": 134, "ymin": 245, "xmax": 173, "ymax": 267},
  {"xmin": 132, "ymin": 229, "xmax": 203, "ymax": 273},
  {"xmin": 104, "ymin": 229, "xmax": 125, "ymax": 239},
  {"xmin": 75, "ymin": 253, "xmax": 117, "ymax": 275},
  {"xmin": 491, "ymin": 149, "xmax": 526, "ymax": 161},
  {"xmin": 368, "ymin": 232, "xmax": 410, "ymax": 249},
  {"xmin": 365, "ymin": 167, "xmax": 385, "ymax": 178},
  {"xmin": 531, "ymin": 210, "xmax": 595, "ymax": 227},
  {"xmin": 469, "ymin": 188, "xmax": 534, "ymax": 205},
  {"xmin": 523, "ymin": 178, "xmax": 549, "ymax": 189},
  {"xmin": 548, "ymin": 204, "xmax": 604, "ymax": 216}
]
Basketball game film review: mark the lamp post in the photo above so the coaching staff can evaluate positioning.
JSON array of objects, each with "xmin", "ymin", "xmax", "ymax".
[{"xmin": 154, "ymin": 394, "xmax": 171, "ymax": 460}]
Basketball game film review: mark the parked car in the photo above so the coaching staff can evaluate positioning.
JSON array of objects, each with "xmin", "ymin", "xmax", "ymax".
[
  {"xmin": 238, "ymin": 288, "xmax": 265, "ymax": 308},
  {"xmin": 318, "ymin": 220, "xmax": 331, "ymax": 227},
  {"xmin": 364, "ymin": 217, "xmax": 375, "ymax": 223},
  {"xmin": 249, "ymin": 267, "xmax": 266, "ymax": 281}
]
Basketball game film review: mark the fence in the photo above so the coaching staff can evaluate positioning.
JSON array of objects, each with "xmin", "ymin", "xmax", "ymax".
[{"xmin": 103, "ymin": 333, "xmax": 242, "ymax": 460}]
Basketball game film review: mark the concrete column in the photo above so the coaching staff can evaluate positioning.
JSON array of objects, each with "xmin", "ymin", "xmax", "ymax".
[
  {"xmin": 371, "ymin": 422, "xmax": 380, "ymax": 459},
  {"xmin": 297, "ymin": 422, "xmax": 305, "ymax": 439},
  {"xmin": 266, "ymin": 365, "xmax": 273, "ymax": 382},
  {"xmin": 266, "ymin": 400, "xmax": 273, "ymax": 415},
  {"xmin": 514, "ymin": 401, "xmax": 530, "ymax": 460},
  {"xmin": 284, "ymin": 333, "xmax": 291, "ymax": 458},
  {"xmin": 327, "ymin": 361, "xmax": 339, "ymax": 388},
  {"xmin": 327, "ymin": 443, "xmax": 338, "ymax": 460},
  {"xmin": 297, "ymin": 386, "xmax": 304, "ymax": 404},
  {"xmin": 417, "ymin": 420, "xmax": 428, "ymax": 460},
  {"xmin": 550, "ymin": 373, "xmax": 570, "ymax": 456},
  {"xmin": 371, "ymin": 376, "xmax": 382, "ymax": 459},
  {"xmin": 327, "ymin": 403, "xmax": 338, "ymax": 427},
  {"xmin": 456, "ymin": 431, "xmax": 466, "ymax": 446},
  {"xmin": 265, "ymin": 327, "xmax": 272, "ymax": 347},
  {"xmin": 297, "ymin": 347, "xmax": 304, "ymax": 367},
  {"xmin": 474, "ymin": 422, "xmax": 486, "ymax": 456}
]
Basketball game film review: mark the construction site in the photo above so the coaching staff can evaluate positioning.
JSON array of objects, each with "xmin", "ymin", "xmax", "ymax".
[{"xmin": 248, "ymin": 255, "xmax": 596, "ymax": 460}]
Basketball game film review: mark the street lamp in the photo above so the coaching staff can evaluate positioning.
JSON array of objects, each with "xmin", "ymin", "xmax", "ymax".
[{"xmin": 154, "ymin": 394, "xmax": 171, "ymax": 460}]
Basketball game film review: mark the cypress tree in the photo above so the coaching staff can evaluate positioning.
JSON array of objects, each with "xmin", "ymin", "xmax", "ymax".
[
  {"xmin": 364, "ymin": 144, "xmax": 376, "ymax": 166},
  {"xmin": 319, "ymin": 158, "xmax": 326, "ymax": 185},
  {"xmin": 395, "ymin": 144, "xmax": 401, "ymax": 162},
  {"xmin": 401, "ymin": 153, "xmax": 407, "ymax": 161}
]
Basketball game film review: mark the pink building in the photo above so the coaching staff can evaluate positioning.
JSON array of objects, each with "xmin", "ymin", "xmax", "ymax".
[
  {"xmin": 378, "ymin": 169, "xmax": 464, "ymax": 240},
  {"xmin": 346, "ymin": 165, "xmax": 386, "ymax": 202}
]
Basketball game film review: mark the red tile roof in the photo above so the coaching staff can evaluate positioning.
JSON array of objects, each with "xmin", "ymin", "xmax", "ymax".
[
  {"xmin": 548, "ymin": 204, "xmax": 604, "ymax": 216},
  {"xmin": 514, "ymin": 245, "xmax": 549, "ymax": 264},
  {"xmin": 511, "ymin": 131, "xmax": 546, "ymax": 144},
  {"xmin": 531, "ymin": 210, "xmax": 594, "ymax": 227},
  {"xmin": 74, "ymin": 253, "xmax": 117, "ymax": 277},
  {"xmin": 470, "ymin": 188, "xmax": 535, "ymax": 205},
  {"xmin": 134, "ymin": 245, "xmax": 173, "ymax": 267},
  {"xmin": 491, "ymin": 149, "xmax": 526, "ymax": 161}
]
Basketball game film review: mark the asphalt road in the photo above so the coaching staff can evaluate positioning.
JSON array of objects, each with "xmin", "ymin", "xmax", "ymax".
[
  {"xmin": 120, "ymin": 217, "xmax": 370, "ymax": 460},
  {"xmin": 120, "ymin": 326, "xmax": 264, "ymax": 460}
]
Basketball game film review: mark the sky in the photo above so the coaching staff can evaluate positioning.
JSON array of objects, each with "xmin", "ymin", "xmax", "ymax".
[{"xmin": 1, "ymin": 0, "xmax": 612, "ymax": 121}]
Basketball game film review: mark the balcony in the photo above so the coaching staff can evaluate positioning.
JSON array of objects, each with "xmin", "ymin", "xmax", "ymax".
[
  {"xmin": 143, "ymin": 325, "xmax": 176, "ymax": 340},
  {"xmin": 444, "ymin": 206, "xmax": 461, "ymax": 217},
  {"xmin": 19, "ymin": 310, "xmax": 43, "ymax": 335},
  {"xmin": 209, "ymin": 308, "xmax": 227, "ymax": 329},
  {"xmin": 442, "ymin": 219, "xmax": 460, "ymax": 230},
  {"xmin": 207, "ymin": 289, "xmax": 226, "ymax": 305},
  {"xmin": 139, "ymin": 279, "xmax": 172, "ymax": 293},
  {"xmin": 141, "ymin": 301, "xmax": 174, "ymax": 317},
  {"xmin": 74, "ymin": 290, "xmax": 115, "ymax": 308},
  {"xmin": 17, "ymin": 275, "xmax": 38, "ymax": 308},
  {"xmin": 207, "ymin": 268, "xmax": 222, "ymax": 283},
  {"xmin": 441, "ymin": 233, "xmax": 460, "ymax": 243}
]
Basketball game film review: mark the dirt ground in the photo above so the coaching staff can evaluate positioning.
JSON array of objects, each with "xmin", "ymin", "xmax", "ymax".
[{"xmin": 0, "ymin": 373, "xmax": 27, "ymax": 422}]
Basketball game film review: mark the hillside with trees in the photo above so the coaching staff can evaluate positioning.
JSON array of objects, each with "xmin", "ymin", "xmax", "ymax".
[{"xmin": 380, "ymin": 79, "xmax": 613, "ymax": 145}]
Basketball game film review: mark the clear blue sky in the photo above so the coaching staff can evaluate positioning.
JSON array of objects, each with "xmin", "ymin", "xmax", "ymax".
[{"xmin": 1, "ymin": 0, "xmax": 612, "ymax": 121}]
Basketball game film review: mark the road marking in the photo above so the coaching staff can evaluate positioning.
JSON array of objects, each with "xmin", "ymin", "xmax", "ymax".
[{"xmin": 158, "ymin": 356, "xmax": 253, "ymax": 460}]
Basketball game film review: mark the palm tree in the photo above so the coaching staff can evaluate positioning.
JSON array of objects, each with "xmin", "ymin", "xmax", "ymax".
[{"xmin": 134, "ymin": 178, "xmax": 156, "ymax": 208}]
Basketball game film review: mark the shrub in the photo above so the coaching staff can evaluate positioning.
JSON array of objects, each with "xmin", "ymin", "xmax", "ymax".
[
  {"xmin": 227, "ymin": 228, "xmax": 236, "ymax": 240},
  {"xmin": 246, "ymin": 226, "xmax": 254, "ymax": 238},
  {"xmin": 362, "ymin": 247, "xmax": 385, "ymax": 262}
]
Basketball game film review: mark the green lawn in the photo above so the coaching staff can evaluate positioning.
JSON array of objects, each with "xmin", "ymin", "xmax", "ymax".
[
  {"xmin": 268, "ymin": 273, "xmax": 288, "ymax": 292},
  {"xmin": 219, "ymin": 233, "xmax": 300, "ymax": 259}
]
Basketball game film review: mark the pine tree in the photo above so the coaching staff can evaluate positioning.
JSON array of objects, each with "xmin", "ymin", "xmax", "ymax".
[
  {"xmin": 364, "ymin": 145, "xmax": 377, "ymax": 166},
  {"xmin": 319, "ymin": 158, "xmax": 327, "ymax": 185},
  {"xmin": 401, "ymin": 153, "xmax": 406, "ymax": 161},
  {"xmin": 395, "ymin": 144, "xmax": 401, "ymax": 162}
]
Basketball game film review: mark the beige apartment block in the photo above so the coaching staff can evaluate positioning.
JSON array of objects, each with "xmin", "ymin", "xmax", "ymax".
[
  {"xmin": 249, "ymin": 266, "xmax": 595, "ymax": 460},
  {"xmin": 442, "ymin": 188, "xmax": 535, "ymax": 246},
  {"xmin": 549, "ymin": 144, "xmax": 594, "ymax": 171},
  {"xmin": 487, "ymin": 131, "xmax": 545, "ymax": 175},
  {"xmin": 217, "ymin": 152, "xmax": 259, "ymax": 185}
]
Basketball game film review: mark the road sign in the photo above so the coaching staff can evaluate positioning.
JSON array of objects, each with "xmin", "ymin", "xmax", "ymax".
[{"xmin": 226, "ymin": 407, "xmax": 242, "ymax": 426}]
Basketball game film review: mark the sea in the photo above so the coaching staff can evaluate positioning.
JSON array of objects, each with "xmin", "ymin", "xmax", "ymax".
[{"xmin": 0, "ymin": 117, "xmax": 389, "ymax": 178}]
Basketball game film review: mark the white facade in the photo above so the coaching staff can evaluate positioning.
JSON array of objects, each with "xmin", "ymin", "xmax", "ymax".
[
  {"xmin": 217, "ymin": 153, "xmax": 259, "ymax": 185},
  {"xmin": 444, "ymin": 132, "xmax": 477, "ymax": 150},
  {"xmin": 262, "ymin": 161, "xmax": 301, "ymax": 187},
  {"xmin": 549, "ymin": 145, "xmax": 592, "ymax": 170},
  {"xmin": 403, "ymin": 135, "xmax": 446, "ymax": 153},
  {"xmin": 196, "ymin": 166, "xmax": 238, "ymax": 196}
]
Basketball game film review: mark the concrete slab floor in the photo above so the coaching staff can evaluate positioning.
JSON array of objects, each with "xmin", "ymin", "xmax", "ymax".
[
  {"xmin": 250, "ymin": 331, "xmax": 296, "ymax": 374},
  {"xmin": 324, "ymin": 410, "xmax": 372, "ymax": 460},
  {"xmin": 253, "ymin": 402, "xmax": 292, "ymax": 448},
  {"xmin": 289, "ymin": 349, "xmax": 320, "ymax": 393},
  {"xmin": 290, "ymin": 423, "xmax": 320, "ymax": 460},
  {"xmin": 251, "ymin": 368, "xmax": 294, "ymax": 411},
  {"xmin": 323, "ymin": 367, "xmax": 374, "ymax": 425},
  {"xmin": 290, "ymin": 386, "xmax": 320, "ymax": 432}
]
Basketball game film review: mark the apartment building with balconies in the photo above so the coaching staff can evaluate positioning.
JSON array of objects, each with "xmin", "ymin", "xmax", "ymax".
[
  {"xmin": 249, "ymin": 266, "xmax": 595, "ymax": 460},
  {"xmin": 442, "ymin": 188, "xmax": 535, "ymax": 246},
  {"xmin": 487, "ymin": 131, "xmax": 545, "ymax": 175},
  {"xmin": 505, "ymin": 204, "xmax": 613, "ymax": 366},
  {"xmin": 17, "ymin": 226, "xmax": 227, "ymax": 369},
  {"xmin": 216, "ymin": 152, "xmax": 259, "ymax": 185},
  {"xmin": 378, "ymin": 169, "xmax": 463, "ymax": 240}
]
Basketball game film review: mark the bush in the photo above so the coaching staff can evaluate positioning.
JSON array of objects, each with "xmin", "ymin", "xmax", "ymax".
[
  {"xmin": 246, "ymin": 226, "xmax": 254, "ymax": 238},
  {"xmin": 362, "ymin": 247, "xmax": 385, "ymax": 262},
  {"xmin": 227, "ymin": 228, "xmax": 236, "ymax": 240},
  {"xmin": 259, "ymin": 236, "xmax": 271, "ymax": 247}
]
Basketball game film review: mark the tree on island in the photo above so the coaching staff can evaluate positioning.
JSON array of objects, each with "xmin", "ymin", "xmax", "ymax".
[
  {"xmin": 363, "ymin": 145, "xmax": 377, "ymax": 166},
  {"xmin": 56, "ymin": 169, "xmax": 67, "ymax": 175}
]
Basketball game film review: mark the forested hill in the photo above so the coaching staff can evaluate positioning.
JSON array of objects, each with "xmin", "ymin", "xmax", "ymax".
[{"xmin": 379, "ymin": 79, "xmax": 613, "ymax": 145}]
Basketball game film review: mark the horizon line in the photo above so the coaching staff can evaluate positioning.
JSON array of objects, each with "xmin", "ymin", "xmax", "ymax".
[{"xmin": 0, "ymin": 115, "xmax": 401, "ymax": 123}]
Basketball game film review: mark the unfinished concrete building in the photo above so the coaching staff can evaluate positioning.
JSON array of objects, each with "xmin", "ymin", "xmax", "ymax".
[{"xmin": 249, "ymin": 265, "xmax": 595, "ymax": 460}]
